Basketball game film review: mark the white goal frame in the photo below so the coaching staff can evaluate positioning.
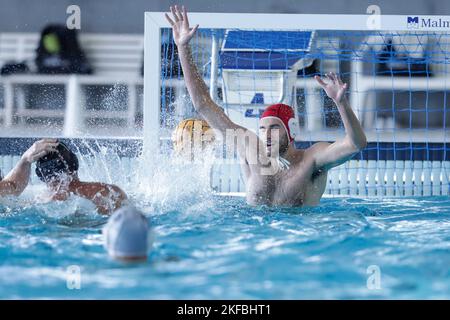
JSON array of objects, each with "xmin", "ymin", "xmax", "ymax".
[
  {"xmin": 143, "ymin": 12, "xmax": 450, "ymax": 197},
  {"xmin": 144, "ymin": 12, "xmax": 450, "ymax": 155}
]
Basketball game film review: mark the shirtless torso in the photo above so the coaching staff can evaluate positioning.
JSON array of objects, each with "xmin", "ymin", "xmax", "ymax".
[
  {"xmin": 245, "ymin": 148, "xmax": 326, "ymax": 206},
  {"xmin": 166, "ymin": 5, "xmax": 367, "ymax": 207},
  {"xmin": 237, "ymin": 129, "xmax": 330, "ymax": 206}
]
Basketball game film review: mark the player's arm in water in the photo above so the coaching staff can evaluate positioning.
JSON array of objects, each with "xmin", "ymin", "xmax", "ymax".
[
  {"xmin": 310, "ymin": 72, "xmax": 367, "ymax": 171},
  {"xmin": 0, "ymin": 139, "xmax": 58, "ymax": 196},
  {"xmin": 69, "ymin": 182, "xmax": 128, "ymax": 215}
]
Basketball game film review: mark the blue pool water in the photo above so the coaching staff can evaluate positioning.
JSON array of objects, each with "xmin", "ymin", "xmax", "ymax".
[{"xmin": 1, "ymin": 192, "xmax": 449, "ymax": 299}]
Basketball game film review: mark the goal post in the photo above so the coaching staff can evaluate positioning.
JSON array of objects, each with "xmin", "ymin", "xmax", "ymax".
[{"xmin": 144, "ymin": 12, "xmax": 450, "ymax": 197}]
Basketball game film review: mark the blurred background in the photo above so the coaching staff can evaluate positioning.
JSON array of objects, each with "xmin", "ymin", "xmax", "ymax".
[
  {"xmin": 1, "ymin": 0, "xmax": 447, "ymax": 34},
  {"xmin": 0, "ymin": 0, "xmax": 449, "ymax": 139}
]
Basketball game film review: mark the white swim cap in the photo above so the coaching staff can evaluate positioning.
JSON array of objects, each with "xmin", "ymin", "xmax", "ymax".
[{"xmin": 102, "ymin": 206, "xmax": 152, "ymax": 260}]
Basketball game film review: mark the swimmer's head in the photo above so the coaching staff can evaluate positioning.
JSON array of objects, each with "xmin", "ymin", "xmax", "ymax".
[
  {"xmin": 102, "ymin": 206, "xmax": 153, "ymax": 262},
  {"xmin": 259, "ymin": 104, "xmax": 298, "ymax": 157},
  {"xmin": 35, "ymin": 141, "xmax": 79, "ymax": 187}
]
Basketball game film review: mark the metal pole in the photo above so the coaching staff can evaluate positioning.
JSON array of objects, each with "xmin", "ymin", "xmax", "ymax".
[{"xmin": 209, "ymin": 32, "xmax": 219, "ymax": 102}]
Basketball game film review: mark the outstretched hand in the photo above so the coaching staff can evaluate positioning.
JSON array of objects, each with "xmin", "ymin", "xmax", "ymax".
[
  {"xmin": 165, "ymin": 5, "xmax": 199, "ymax": 47},
  {"xmin": 315, "ymin": 72, "xmax": 348, "ymax": 104}
]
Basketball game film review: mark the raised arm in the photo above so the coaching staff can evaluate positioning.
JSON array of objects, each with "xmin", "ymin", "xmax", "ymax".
[
  {"xmin": 165, "ymin": 6, "xmax": 241, "ymax": 135},
  {"xmin": 0, "ymin": 139, "xmax": 58, "ymax": 196},
  {"xmin": 311, "ymin": 72, "xmax": 367, "ymax": 171}
]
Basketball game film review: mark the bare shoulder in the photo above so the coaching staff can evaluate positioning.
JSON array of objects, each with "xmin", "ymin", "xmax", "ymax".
[
  {"xmin": 78, "ymin": 182, "xmax": 127, "ymax": 198},
  {"xmin": 101, "ymin": 183, "xmax": 127, "ymax": 198},
  {"xmin": 303, "ymin": 142, "xmax": 332, "ymax": 178}
]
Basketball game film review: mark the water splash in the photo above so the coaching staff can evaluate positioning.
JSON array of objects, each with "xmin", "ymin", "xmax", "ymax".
[
  {"xmin": 100, "ymin": 84, "xmax": 128, "ymax": 113},
  {"xmin": 133, "ymin": 146, "xmax": 217, "ymax": 213}
]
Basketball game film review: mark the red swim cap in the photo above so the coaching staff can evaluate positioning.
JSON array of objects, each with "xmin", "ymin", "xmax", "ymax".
[{"xmin": 260, "ymin": 104, "xmax": 296, "ymax": 142}]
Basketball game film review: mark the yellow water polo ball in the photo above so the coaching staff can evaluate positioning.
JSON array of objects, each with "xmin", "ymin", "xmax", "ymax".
[{"xmin": 172, "ymin": 118, "xmax": 215, "ymax": 157}]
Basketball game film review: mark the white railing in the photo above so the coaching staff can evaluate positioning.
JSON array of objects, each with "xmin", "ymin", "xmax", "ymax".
[
  {"xmin": 210, "ymin": 159, "xmax": 450, "ymax": 197},
  {"xmin": 0, "ymin": 33, "xmax": 144, "ymax": 136}
]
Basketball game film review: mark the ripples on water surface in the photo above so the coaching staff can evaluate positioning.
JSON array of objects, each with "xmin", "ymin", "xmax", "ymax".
[{"xmin": 1, "ymin": 191, "xmax": 449, "ymax": 299}]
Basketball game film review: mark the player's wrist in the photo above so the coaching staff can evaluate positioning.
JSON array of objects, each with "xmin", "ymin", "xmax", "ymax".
[
  {"xmin": 20, "ymin": 154, "xmax": 32, "ymax": 165},
  {"xmin": 177, "ymin": 42, "xmax": 190, "ymax": 50},
  {"xmin": 334, "ymin": 96, "xmax": 349, "ymax": 108}
]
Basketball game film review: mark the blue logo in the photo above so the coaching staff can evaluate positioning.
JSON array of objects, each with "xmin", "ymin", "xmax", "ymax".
[
  {"xmin": 407, "ymin": 16, "xmax": 419, "ymax": 29},
  {"xmin": 251, "ymin": 93, "xmax": 264, "ymax": 104},
  {"xmin": 245, "ymin": 109, "xmax": 265, "ymax": 118}
]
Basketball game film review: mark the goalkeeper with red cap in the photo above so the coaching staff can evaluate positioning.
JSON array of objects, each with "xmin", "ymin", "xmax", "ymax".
[{"xmin": 166, "ymin": 5, "xmax": 367, "ymax": 206}]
